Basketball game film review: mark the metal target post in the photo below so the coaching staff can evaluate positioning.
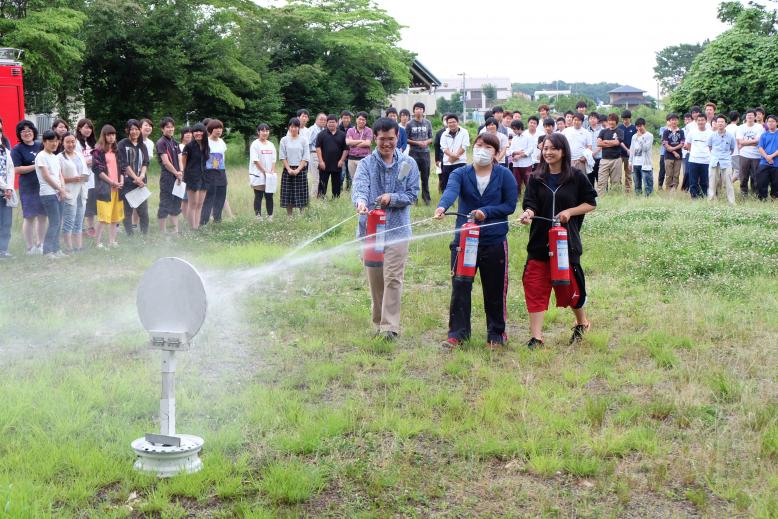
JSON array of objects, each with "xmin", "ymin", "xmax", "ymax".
[{"xmin": 131, "ymin": 257, "xmax": 208, "ymax": 477}]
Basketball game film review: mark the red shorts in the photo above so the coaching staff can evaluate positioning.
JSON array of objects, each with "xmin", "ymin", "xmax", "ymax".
[{"xmin": 522, "ymin": 259, "xmax": 586, "ymax": 313}]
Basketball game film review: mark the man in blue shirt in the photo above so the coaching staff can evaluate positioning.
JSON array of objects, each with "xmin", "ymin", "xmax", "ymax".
[
  {"xmin": 757, "ymin": 114, "xmax": 778, "ymax": 201},
  {"xmin": 617, "ymin": 110, "xmax": 638, "ymax": 194},
  {"xmin": 353, "ymin": 117, "xmax": 420, "ymax": 341},
  {"xmin": 706, "ymin": 114, "xmax": 737, "ymax": 204}
]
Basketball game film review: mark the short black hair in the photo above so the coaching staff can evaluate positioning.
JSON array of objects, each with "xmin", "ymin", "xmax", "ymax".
[
  {"xmin": 180, "ymin": 126, "xmax": 192, "ymax": 137},
  {"xmin": 510, "ymin": 120, "xmax": 524, "ymax": 131},
  {"xmin": 543, "ymin": 118, "xmax": 555, "ymax": 127},
  {"xmin": 16, "ymin": 120, "xmax": 38, "ymax": 141},
  {"xmin": 666, "ymin": 113, "xmax": 679, "ymax": 121},
  {"xmin": 573, "ymin": 113, "xmax": 584, "ymax": 122},
  {"xmin": 385, "ymin": 107, "xmax": 398, "ymax": 116},
  {"xmin": 696, "ymin": 113, "xmax": 707, "ymax": 120},
  {"xmin": 296, "ymin": 109, "xmax": 309, "ymax": 117},
  {"xmin": 528, "ymin": 115, "xmax": 539, "ymax": 123},
  {"xmin": 589, "ymin": 111, "xmax": 600, "ymax": 120},
  {"xmin": 492, "ymin": 105, "xmax": 503, "ymax": 113},
  {"xmin": 556, "ymin": 117, "xmax": 565, "ymax": 123},
  {"xmin": 635, "ymin": 117, "xmax": 646, "ymax": 126},
  {"xmin": 288, "ymin": 117, "xmax": 301, "ymax": 128},
  {"xmin": 621, "ymin": 110, "xmax": 632, "ymax": 119},
  {"xmin": 372, "ymin": 117, "xmax": 399, "ymax": 135},
  {"xmin": 340, "ymin": 110, "xmax": 352, "ymax": 117},
  {"xmin": 399, "ymin": 109, "xmax": 410, "ymax": 118},
  {"xmin": 728, "ymin": 110, "xmax": 740, "ymax": 122},
  {"xmin": 690, "ymin": 105, "xmax": 701, "ymax": 114},
  {"xmin": 412, "ymin": 102, "xmax": 425, "ymax": 111},
  {"xmin": 766, "ymin": 114, "xmax": 777, "ymax": 122},
  {"xmin": 483, "ymin": 110, "xmax": 493, "ymax": 120},
  {"xmin": 356, "ymin": 111, "xmax": 369, "ymax": 120},
  {"xmin": 514, "ymin": 110, "xmax": 522, "ymax": 116},
  {"xmin": 745, "ymin": 109, "xmax": 756, "ymax": 116},
  {"xmin": 576, "ymin": 100, "xmax": 588, "ymax": 109},
  {"xmin": 755, "ymin": 107, "xmax": 766, "ymax": 115},
  {"xmin": 484, "ymin": 117, "xmax": 498, "ymax": 127},
  {"xmin": 256, "ymin": 123, "xmax": 270, "ymax": 132},
  {"xmin": 683, "ymin": 113, "xmax": 692, "ymax": 119},
  {"xmin": 564, "ymin": 110, "xmax": 574, "ymax": 117},
  {"xmin": 607, "ymin": 113, "xmax": 619, "ymax": 122},
  {"xmin": 159, "ymin": 116, "xmax": 175, "ymax": 129},
  {"xmin": 326, "ymin": 114, "xmax": 338, "ymax": 122},
  {"xmin": 445, "ymin": 113, "xmax": 459, "ymax": 122},
  {"xmin": 714, "ymin": 114, "xmax": 727, "ymax": 123},
  {"xmin": 41, "ymin": 129, "xmax": 58, "ymax": 142}
]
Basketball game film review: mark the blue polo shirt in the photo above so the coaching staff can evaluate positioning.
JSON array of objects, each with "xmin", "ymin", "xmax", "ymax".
[{"xmin": 759, "ymin": 130, "xmax": 778, "ymax": 166}]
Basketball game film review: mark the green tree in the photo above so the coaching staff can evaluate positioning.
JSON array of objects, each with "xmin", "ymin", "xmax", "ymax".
[
  {"xmin": 668, "ymin": 2, "xmax": 778, "ymax": 114},
  {"xmin": 0, "ymin": 1, "xmax": 86, "ymax": 116},
  {"xmin": 482, "ymin": 83, "xmax": 497, "ymax": 105},
  {"xmin": 653, "ymin": 42, "xmax": 708, "ymax": 96},
  {"xmin": 437, "ymin": 92, "xmax": 463, "ymax": 118}
]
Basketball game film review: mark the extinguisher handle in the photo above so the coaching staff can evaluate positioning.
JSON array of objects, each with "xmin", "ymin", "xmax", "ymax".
[{"xmin": 444, "ymin": 211, "xmax": 472, "ymax": 218}]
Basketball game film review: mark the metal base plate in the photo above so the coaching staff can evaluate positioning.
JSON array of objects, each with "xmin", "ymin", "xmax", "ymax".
[{"xmin": 131, "ymin": 434, "xmax": 204, "ymax": 477}]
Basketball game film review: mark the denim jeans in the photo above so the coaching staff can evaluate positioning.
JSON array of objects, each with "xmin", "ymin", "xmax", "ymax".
[
  {"xmin": 62, "ymin": 192, "xmax": 85, "ymax": 234},
  {"xmin": 40, "ymin": 194, "xmax": 63, "ymax": 254},
  {"xmin": 687, "ymin": 162, "xmax": 709, "ymax": 199},
  {"xmin": 0, "ymin": 197, "xmax": 12, "ymax": 253},
  {"xmin": 632, "ymin": 166, "xmax": 654, "ymax": 196}
]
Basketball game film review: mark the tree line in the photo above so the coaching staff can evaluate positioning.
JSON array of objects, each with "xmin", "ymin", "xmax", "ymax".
[{"xmin": 0, "ymin": 0, "xmax": 413, "ymax": 146}]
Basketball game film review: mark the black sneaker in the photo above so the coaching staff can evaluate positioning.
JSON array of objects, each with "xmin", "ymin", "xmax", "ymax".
[
  {"xmin": 381, "ymin": 331, "xmax": 398, "ymax": 342},
  {"xmin": 569, "ymin": 322, "xmax": 590, "ymax": 345},
  {"xmin": 526, "ymin": 337, "xmax": 544, "ymax": 350}
]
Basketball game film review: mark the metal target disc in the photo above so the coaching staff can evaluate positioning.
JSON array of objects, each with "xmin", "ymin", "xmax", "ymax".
[{"xmin": 136, "ymin": 257, "xmax": 207, "ymax": 341}]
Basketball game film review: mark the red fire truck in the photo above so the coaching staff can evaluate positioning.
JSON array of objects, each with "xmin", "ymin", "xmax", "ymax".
[{"xmin": 0, "ymin": 48, "xmax": 25, "ymax": 148}]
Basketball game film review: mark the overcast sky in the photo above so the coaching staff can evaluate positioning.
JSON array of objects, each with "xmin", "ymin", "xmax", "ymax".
[{"xmin": 377, "ymin": 0, "xmax": 730, "ymax": 96}]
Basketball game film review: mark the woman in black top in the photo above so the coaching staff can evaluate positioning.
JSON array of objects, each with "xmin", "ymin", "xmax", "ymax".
[
  {"xmin": 117, "ymin": 119, "xmax": 150, "ymax": 236},
  {"xmin": 519, "ymin": 132, "xmax": 597, "ymax": 350},
  {"xmin": 180, "ymin": 122, "xmax": 209, "ymax": 230}
]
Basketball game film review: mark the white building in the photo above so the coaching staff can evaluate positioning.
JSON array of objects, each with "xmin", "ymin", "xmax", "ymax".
[{"xmin": 436, "ymin": 77, "xmax": 512, "ymax": 113}]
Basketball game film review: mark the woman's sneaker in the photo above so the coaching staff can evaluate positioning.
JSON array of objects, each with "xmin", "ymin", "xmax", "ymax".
[
  {"xmin": 569, "ymin": 322, "xmax": 591, "ymax": 344},
  {"xmin": 441, "ymin": 338, "xmax": 460, "ymax": 351},
  {"xmin": 526, "ymin": 337, "xmax": 544, "ymax": 350}
]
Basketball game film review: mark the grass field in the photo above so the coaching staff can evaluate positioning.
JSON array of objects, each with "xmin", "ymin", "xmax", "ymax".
[{"xmin": 1, "ymin": 162, "xmax": 777, "ymax": 518}]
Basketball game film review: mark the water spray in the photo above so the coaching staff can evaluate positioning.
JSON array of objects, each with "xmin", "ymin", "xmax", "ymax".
[{"xmin": 131, "ymin": 257, "xmax": 208, "ymax": 477}]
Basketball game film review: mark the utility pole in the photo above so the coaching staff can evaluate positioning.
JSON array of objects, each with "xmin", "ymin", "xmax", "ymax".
[{"xmin": 457, "ymin": 72, "xmax": 466, "ymax": 122}]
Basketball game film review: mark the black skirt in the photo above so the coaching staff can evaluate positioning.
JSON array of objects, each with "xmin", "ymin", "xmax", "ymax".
[{"xmin": 280, "ymin": 166, "xmax": 309, "ymax": 208}]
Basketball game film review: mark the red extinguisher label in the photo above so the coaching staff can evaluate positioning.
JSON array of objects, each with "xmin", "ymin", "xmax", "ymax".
[
  {"xmin": 375, "ymin": 224, "xmax": 385, "ymax": 253},
  {"xmin": 556, "ymin": 239, "xmax": 569, "ymax": 270},
  {"xmin": 463, "ymin": 237, "xmax": 478, "ymax": 267}
]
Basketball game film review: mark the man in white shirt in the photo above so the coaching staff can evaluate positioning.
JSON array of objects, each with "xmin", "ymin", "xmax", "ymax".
[
  {"xmin": 525, "ymin": 116, "xmax": 541, "ymax": 168},
  {"xmin": 562, "ymin": 113, "xmax": 592, "ymax": 173},
  {"xmin": 307, "ymin": 113, "xmax": 326, "ymax": 198},
  {"xmin": 507, "ymin": 120, "xmax": 534, "ymax": 194},
  {"xmin": 736, "ymin": 109, "xmax": 764, "ymax": 196},
  {"xmin": 684, "ymin": 114, "xmax": 713, "ymax": 198},
  {"xmin": 439, "ymin": 114, "xmax": 469, "ymax": 192},
  {"xmin": 588, "ymin": 113, "xmax": 603, "ymax": 186}
]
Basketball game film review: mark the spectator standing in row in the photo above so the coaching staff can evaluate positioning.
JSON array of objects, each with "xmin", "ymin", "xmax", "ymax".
[
  {"xmin": 346, "ymin": 112, "xmax": 373, "ymax": 186},
  {"xmin": 59, "ymin": 133, "xmax": 89, "ymax": 253},
  {"xmin": 249, "ymin": 123, "xmax": 276, "ymax": 220},
  {"xmin": 338, "ymin": 111, "xmax": 353, "ymax": 191},
  {"xmin": 75, "ymin": 118, "xmax": 98, "ymax": 238},
  {"xmin": 617, "ymin": 110, "xmax": 637, "ymax": 193},
  {"xmin": 36, "ymin": 130, "xmax": 67, "ymax": 258},
  {"xmin": 51, "ymin": 119, "xmax": 69, "ymax": 154},
  {"xmin": 656, "ymin": 121, "xmax": 667, "ymax": 189},
  {"xmin": 629, "ymin": 118, "xmax": 653, "ymax": 196},
  {"xmin": 588, "ymin": 113, "xmax": 602, "ymax": 187},
  {"xmin": 11, "ymin": 121, "xmax": 45, "ymax": 254},
  {"xmin": 181, "ymin": 123, "xmax": 208, "ymax": 230},
  {"xmin": 508, "ymin": 120, "xmax": 534, "ymax": 195},
  {"xmin": 562, "ymin": 113, "xmax": 591, "ymax": 173},
  {"xmin": 736, "ymin": 109, "xmax": 763, "ymax": 196},
  {"xmin": 577, "ymin": 101, "xmax": 590, "ymax": 130},
  {"xmin": 685, "ymin": 114, "xmax": 713, "ymax": 199},
  {"xmin": 433, "ymin": 114, "xmax": 447, "ymax": 190},
  {"xmin": 662, "ymin": 114, "xmax": 685, "ymax": 191},
  {"xmin": 92, "ymin": 125, "xmax": 123, "ymax": 249},
  {"xmin": 385, "ymin": 108, "xmax": 407, "ymax": 154},
  {"xmin": 406, "ymin": 102, "xmax": 433, "ymax": 205},
  {"xmin": 279, "ymin": 117, "xmax": 310, "ymax": 216},
  {"xmin": 439, "ymin": 113, "xmax": 469, "ymax": 192},
  {"xmin": 178, "ymin": 126, "xmax": 192, "ymax": 218},
  {"xmin": 707, "ymin": 114, "xmax": 737, "ymax": 204},
  {"xmin": 757, "ymin": 114, "xmax": 778, "ymax": 200},
  {"xmin": 316, "ymin": 115, "xmax": 348, "ymax": 199},
  {"xmin": 596, "ymin": 113, "xmax": 624, "ymax": 194},
  {"xmin": 118, "ymin": 119, "xmax": 150, "ymax": 236},
  {"xmin": 156, "ymin": 117, "xmax": 183, "ymax": 234},
  {"xmin": 307, "ymin": 113, "xmax": 326, "ymax": 199},
  {"xmin": 201, "ymin": 119, "xmax": 228, "ymax": 225},
  {"xmin": 726, "ymin": 111, "xmax": 740, "ymax": 184},
  {"xmin": 0, "ymin": 119, "xmax": 15, "ymax": 257}
]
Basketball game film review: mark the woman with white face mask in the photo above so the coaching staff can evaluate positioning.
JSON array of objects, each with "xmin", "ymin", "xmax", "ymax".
[{"xmin": 434, "ymin": 132, "xmax": 519, "ymax": 350}]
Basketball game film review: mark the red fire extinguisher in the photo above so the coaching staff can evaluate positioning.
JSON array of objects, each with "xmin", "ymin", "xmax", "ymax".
[
  {"xmin": 447, "ymin": 212, "xmax": 480, "ymax": 281},
  {"xmin": 363, "ymin": 206, "xmax": 386, "ymax": 267},
  {"xmin": 548, "ymin": 216, "xmax": 570, "ymax": 286}
]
